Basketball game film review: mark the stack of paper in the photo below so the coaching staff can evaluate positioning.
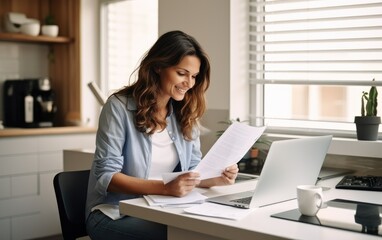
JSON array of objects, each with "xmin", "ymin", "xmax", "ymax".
[{"xmin": 144, "ymin": 190, "xmax": 207, "ymax": 207}]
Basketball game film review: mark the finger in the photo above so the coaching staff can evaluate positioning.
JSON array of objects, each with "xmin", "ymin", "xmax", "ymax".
[
  {"xmin": 223, "ymin": 170, "xmax": 237, "ymax": 180},
  {"xmin": 224, "ymin": 168, "xmax": 238, "ymax": 176},
  {"xmin": 188, "ymin": 171, "xmax": 201, "ymax": 178},
  {"xmin": 185, "ymin": 177, "xmax": 200, "ymax": 184},
  {"xmin": 225, "ymin": 165, "xmax": 239, "ymax": 173},
  {"xmin": 184, "ymin": 172, "xmax": 201, "ymax": 184},
  {"xmin": 180, "ymin": 171, "xmax": 200, "ymax": 179},
  {"xmin": 175, "ymin": 175, "xmax": 199, "ymax": 186}
]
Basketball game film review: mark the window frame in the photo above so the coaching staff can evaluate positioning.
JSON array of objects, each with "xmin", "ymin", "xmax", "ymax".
[{"xmin": 249, "ymin": 0, "xmax": 382, "ymax": 139}]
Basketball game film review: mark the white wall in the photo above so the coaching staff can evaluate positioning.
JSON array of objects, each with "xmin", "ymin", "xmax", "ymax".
[
  {"xmin": 81, "ymin": 0, "xmax": 102, "ymax": 127},
  {"xmin": 158, "ymin": 0, "xmax": 231, "ymax": 110},
  {"xmin": 230, "ymin": 0, "xmax": 249, "ymax": 121}
]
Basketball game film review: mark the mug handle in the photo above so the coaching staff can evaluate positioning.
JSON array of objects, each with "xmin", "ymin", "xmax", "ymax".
[{"xmin": 314, "ymin": 192, "xmax": 323, "ymax": 209}]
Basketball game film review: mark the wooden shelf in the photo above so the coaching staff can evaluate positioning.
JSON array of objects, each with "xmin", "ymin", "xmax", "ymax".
[
  {"xmin": 0, "ymin": 126, "xmax": 97, "ymax": 137},
  {"xmin": 0, "ymin": 32, "xmax": 72, "ymax": 43}
]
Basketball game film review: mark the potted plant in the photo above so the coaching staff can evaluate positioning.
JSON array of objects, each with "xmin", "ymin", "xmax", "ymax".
[
  {"xmin": 354, "ymin": 79, "xmax": 380, "ymax": 141},
  {"xmin": 41, "ymin": 15, "xmax": 59, "ymax": 37}
]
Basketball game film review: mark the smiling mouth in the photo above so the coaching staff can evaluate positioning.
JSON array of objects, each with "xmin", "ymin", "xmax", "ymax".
[{"xmin": 175, "ymin": 86, "xmax": 188, "ymax": 94}]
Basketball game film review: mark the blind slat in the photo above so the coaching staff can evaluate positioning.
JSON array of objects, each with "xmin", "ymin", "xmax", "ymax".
[
  {"xmin": 250, "ymin": 79, "xmax": 382, "ymax": 86},
  {"xmin": 249, "ymin": 49, "xmax": 382, "ymax": 54},
  {"xmin": 250, "ymin": 37, "xmax": 382, "ymax": 44},
  {"xmin": 249, "ymin": 26, "xmax": 382, "ymax": 35},
  {"xmin": 250, "ymin": 14, "xmax": 382, "ymax": 26},
  {"xmin": 250, "ymin": 60, "xmax": 382, "ymax": 64},
  {"xmin": 249, "ymin": 1, "xmax": 382, "ymax": 14}
]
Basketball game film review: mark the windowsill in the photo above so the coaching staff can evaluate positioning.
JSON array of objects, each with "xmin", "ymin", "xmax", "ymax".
[{"xmin": 266, "ymin": 133, "xmax": 382, "ymax": 159}]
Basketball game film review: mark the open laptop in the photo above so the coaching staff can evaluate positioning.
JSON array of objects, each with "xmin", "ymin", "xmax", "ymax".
[{"xmin": 207, "ymin": 135, "xmax": 332, "ymax": 209}]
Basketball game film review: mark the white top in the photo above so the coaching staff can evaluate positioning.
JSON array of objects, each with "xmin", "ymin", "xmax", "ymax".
[
  {"xmin": 92, "ymin": 128, "xmax": 178, "ymax": 220},
  {"xmin": 149, "ymin": 128, "xmax": 178, "ymax": 179}
]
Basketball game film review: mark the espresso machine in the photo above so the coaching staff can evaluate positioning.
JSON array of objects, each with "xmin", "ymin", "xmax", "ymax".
[{"xmin": 3, "ymin": 78, "xmax": 57, "ymax": 128}]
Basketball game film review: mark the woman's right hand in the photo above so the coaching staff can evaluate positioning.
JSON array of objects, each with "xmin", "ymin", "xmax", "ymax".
[{"xmin": 164, "ymin": 172, "xmax": 200, "ymax": 197}]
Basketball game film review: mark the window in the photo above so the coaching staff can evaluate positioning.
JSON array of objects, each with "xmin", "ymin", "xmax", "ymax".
[
  {"xmin": 100, "ymin": 0, "xmax": 158, "ymax": 95},
  {"xmin": 249, "ymin": 0, "xmax": 382, "ymax": 137}
]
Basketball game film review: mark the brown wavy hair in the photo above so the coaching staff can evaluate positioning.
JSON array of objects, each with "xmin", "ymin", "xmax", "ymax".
[{"xmin": 114, "ymin": 30, "xmax": 210, "ymax": 140}]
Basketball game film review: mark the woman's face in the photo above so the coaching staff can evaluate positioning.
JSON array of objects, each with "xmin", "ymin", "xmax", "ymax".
[{"xmin": 158, "ymin": 55, "xmax": 200, "ymax": 103}]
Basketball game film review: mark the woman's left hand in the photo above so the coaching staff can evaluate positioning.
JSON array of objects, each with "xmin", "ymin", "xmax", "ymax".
[
  {"xmin": 198, "ymin": 164, "xmax": 239, "ymax": 188},
  {"xmin": 221, "ymin": 164, "xmax": 239, "ymax": 185}
]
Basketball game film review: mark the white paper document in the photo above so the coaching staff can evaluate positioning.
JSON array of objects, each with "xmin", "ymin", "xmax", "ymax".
[
  {"xmin": 195, "ymin": 122, "xmax": 266, "ymax": 180},
  {"xmin": 162, "ymin": 171, "xmax": 193, "ymax": 184},
  {"xmin": 144, "ymin": 190, "xmax": 208, "ymax": 207},
  {"xmin": 161, "ymin": 123, "xmax": 266, "ymax": 183},
  {"xmin": 184, "ymin": 202, "xmax": 254, "ymax": 220}
]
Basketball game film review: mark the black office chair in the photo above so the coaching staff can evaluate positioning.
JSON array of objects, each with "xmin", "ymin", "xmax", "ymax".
[{"xmin": 53, "ymin": 170, "xmax": 90, "ymax": 240}]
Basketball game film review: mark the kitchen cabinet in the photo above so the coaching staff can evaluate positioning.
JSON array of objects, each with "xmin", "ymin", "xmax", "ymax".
[
  {"xmin": 0, "ymin": 0, "xmax": 81, "ymax": 126},
  {"xmin": 0, "ymin": 132, "xmax": 96, "ymax": 239}
]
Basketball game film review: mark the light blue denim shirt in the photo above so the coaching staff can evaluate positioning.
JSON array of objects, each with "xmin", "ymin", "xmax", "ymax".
[{"xmin": 85, "ymin": 94, "xmax": 202, "ymax": 219}]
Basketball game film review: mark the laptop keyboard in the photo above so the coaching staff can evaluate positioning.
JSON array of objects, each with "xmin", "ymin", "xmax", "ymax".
[
  {"xmin": 230, "ymin": 196, "xmax": 252, "ymax": 205},
  {"xmin": 335, "ymin": 175, "xmax": 382, "ymax": 191}
]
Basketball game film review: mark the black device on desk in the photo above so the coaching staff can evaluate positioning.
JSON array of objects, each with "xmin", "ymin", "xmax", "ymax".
[
  {"xmin": 336, "ymin": 175, "xmax": 382, "ymax": 191},
  {"xmin": 272, "ymin": 199, "xmax": 382, "ymax": 236}
]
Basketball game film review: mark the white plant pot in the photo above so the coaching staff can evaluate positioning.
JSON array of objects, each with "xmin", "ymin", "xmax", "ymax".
[{"xmin": 41, "ymin": 25, "xmax": 59, "ymax": 37}]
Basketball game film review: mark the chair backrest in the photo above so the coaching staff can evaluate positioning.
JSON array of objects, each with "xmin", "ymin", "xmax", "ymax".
[{"xmin": 53, "ymin": 170, "xmax": 90, "ymax": 240}]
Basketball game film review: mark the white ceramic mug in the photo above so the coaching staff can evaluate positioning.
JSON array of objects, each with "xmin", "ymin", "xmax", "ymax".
[{"xmin": 296, "ymin": 185, "xmax": 324, "ymax": 216}]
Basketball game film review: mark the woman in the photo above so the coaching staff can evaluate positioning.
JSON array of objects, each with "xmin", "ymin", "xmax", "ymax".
[{"xmin": 86, "ymin": 30, "xmax": 238, "ymax": 240}]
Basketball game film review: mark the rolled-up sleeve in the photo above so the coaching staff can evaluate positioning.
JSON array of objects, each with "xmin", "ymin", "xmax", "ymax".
[{"xmin": 93, "ymin": 96, "xmax": 127, "ymax": 195}]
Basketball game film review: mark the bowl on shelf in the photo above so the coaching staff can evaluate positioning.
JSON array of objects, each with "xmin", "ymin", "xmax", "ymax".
[{"xmin": 20, "ymin": 22, "xmax": 40, "ymax": 36}]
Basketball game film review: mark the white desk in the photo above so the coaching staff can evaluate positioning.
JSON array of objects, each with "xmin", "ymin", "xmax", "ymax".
[{"xmin": 119, "ymin": 177, "xmax": 382, "ymax": 240}]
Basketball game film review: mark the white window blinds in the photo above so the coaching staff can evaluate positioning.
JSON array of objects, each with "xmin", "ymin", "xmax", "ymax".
[
  {"xmin": 249, "ymin": 0, "xmax": 382, "ymax": 135},
  {"xmin": 101, "ymin": 0, "xmax": 158, "ymax": 95}
]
